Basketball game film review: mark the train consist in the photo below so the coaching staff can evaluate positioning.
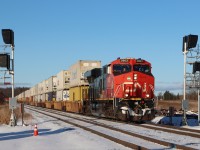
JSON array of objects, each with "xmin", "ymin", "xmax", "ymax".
[{"xmin": 17, "ymin": 58, "xmax": 155, "ymax": 122}]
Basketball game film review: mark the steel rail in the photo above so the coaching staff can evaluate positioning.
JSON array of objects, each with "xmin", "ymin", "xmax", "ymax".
[{"xmin": 26, "ymin": 105, "xmax": 196, "ymax": 150}]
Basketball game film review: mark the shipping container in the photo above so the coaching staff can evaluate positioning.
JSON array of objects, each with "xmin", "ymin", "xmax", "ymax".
[
  {"xmin": 69, "ymin": 86, "xmax": 89, "ymax": 101},
  {"xmin": 52, "ymin": 91, "xmax": 56, "ymax": 101},
  {"xmin": 41, "ymin": 80, "xmax": 47, "ymax": 94},
  {"xmin": 47, "ymin": 92, "xmax": 53, "ymax": 101},
  {"xmin": 56, "ymin": 70, "xmax": 70, "ymax": 91},
  {"xmin": 63, "ymin": 90, "xmax": 69, "ymax": 101},
  {"xmin": 25, "ymin": 89, "xmax": 31, "ymax": 103},
  {"xmin": 38, "ymin": 82, "xmax": 42, "ymax": 95},
  {"xmin": 34, "ymin": 95, "xmax": 38, "ymax": 102},
  {"xmin": 34, "ymin": 84, "xmax": 38, "ymax": 98},
  {"xmin": 46, "ymin": 76, "xmax": 57, "ymax": 93},
  {"xmin": 25, "ymin": 89, "xmax": 30, "ymax": 99},
  {"xmin": 41, "ymin": 94, "xmax": 45, "ymax": 102},
  {"xmin": 30, "ymin": 87, "xmax": 34, "ymax": 97},
  {"xmin": 56, "ymin": 90, "xmax": 70, "ymax": 101},
  {"xmin": 31, "ymin": 86, "xmax": 38, "ymax": 97},
  {"xmin": 69, "ymin": 60, "xmax": 101, "ymax": 88},
  {"xmin": 56, "ymin": 90, "xmax": 63, "ymax": 101},
  {"xmin": 53, "ymin": 76, "xmax": 57, "ymax": 91}
]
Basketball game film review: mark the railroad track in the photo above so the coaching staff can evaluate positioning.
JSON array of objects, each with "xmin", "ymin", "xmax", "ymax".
[{"xmin": 25, "ymin": 105, "xmax": 200, "ymax": 150}]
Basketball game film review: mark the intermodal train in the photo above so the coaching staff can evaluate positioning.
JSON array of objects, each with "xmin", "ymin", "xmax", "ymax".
[{"xmin": 17, "ymin": 57, "xmax": 155, "ymax": 122}]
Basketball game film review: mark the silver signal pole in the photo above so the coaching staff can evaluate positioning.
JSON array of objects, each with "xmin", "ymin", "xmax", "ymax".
[
  {"xmin": 198, "ymin": 89, "xmax": 200, "ymax": 123},
  {"xmin": 183, "ymin": 41, "xmax": 188, "ymax": 125},
  {"xmin": 10, "ymin": 44, "xmax": 16, "ymax": 126},
  {"xmin": 11, "ymin": 45, "xmax": 14, "ymax": 98}
]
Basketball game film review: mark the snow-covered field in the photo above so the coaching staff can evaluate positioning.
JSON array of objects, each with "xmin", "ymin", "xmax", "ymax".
[
  {"xmin": 0, "ymin": 108, "xmax": 200, "ymax": 150},
  {"xmin": 0, "ymin": 109, "xmax": 132, "ymax": 150}
]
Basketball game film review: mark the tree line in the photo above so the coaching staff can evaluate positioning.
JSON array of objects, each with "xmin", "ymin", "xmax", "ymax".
[
  {"xmin": 0, "ymin": 87, "xmax": 29, "ymax": 104},
  {"xmin": 157, "ymin": 90, "xmax": 198, "ymax": 101}
]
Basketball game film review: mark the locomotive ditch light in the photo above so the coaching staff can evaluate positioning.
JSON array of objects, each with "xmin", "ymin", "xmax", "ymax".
[{"xmin": 1, "ymin": 29, "xmax": 14, "ymax": 46}]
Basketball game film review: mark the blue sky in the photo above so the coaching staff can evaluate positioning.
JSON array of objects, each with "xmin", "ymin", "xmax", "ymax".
[{"xmin": 0, "ymin": 0, "xmax": 200, "ymax": 94}]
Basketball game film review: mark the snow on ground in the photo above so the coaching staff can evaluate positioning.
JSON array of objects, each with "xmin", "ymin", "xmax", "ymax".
[
  {"xmin": 0, "ymin": 109, "xmax": 131, "ymax": 150},
  {"xmin": 0, "ymin": 108, "xmax": 200, "ymax": 150}
]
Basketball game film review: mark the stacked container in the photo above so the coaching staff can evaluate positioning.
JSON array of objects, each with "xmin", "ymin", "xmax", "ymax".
[
  {"xmin": 67, "ymin": 60, "xmax": 101, "ymax": 112},
  {"xmin": 45, "ymin": 76, "xmax": 57, "ymax": 101},
  {"xmin": 25, "ymin": 90, "xmax": 30, "ymax": 104},
  {"xmin": 56, "ymin": 70, "xmax": 70, "ymax": 101}
]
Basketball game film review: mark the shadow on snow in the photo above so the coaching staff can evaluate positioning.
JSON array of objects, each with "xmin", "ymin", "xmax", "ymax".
[{"xmin": 0, "ymin": 127, "xmax": 75, "ymax": 141}]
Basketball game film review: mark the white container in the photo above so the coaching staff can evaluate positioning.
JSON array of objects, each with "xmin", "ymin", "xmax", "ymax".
[
  {"xmin": 63, "ymin": 90, "xmax": 69, "ymax": 101},
  {"xmin": 69, "ymin": 60, "xmax": 101, "ymax": 87},
  {"xmin": 37, "ymin": 80, "xmax": 46, "ymax": 95},
  {"xmin": 18, "ymin": 92, "xmax": 25, "ymax": 100},
  {"xmin": 34, "ymin": 84, "xmax": 38, "ymax": 96},
  {"xmin": 30, "ymin": 87, "xmax": 35, "ymax": 96},
  {"xmin": 41, "ymin": 80, "xmax": 46, "ymax": 94},
  {"xmin": 25, "ymin": 89, "xmax": 30, "ymax": 99},
  {"xmin": 38, "ymin": 82, "xmax": 42, "ymax": 95},
  {"xmin": 46, "ymin": 76, "xmax": 57, "ymax": 92},
  {"xmin": 45, "ymin": 80, "xmax": 48, "ymax": 93},
  {"xmin": 41, "ymin": 94, "xmax": 46, "ymax": 102},
  {"xmin": 56, "ymin": 70, "xmax": 70, "ymax": 91},
  {"xmin": 53, "ymin": 76, "xmax": 57, "ymax": 91},
  {"xmin": 56, "ymin": 90, "xmax": 63, "ymax": 101},
  {"xmin": 34, "ymin": 95, "xmax": 38, "ymax": 102}
]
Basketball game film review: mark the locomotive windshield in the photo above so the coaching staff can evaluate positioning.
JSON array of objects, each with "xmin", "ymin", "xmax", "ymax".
[
  {"xmin": 133, "ymin": 65, "xmax": 151, "ymax": 74},
  {"xmin": 113, "ymin": 64, "xmax": 131, "ymax": 75}
]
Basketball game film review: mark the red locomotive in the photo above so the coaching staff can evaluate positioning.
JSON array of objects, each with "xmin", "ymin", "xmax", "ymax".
[{"xmin": 84, "ymin": 57, "xmax": 155, "ymax": 122}]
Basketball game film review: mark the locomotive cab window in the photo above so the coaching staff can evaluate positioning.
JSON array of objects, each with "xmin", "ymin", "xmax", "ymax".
[
  {"xmin": 113, "ymin": 64, "xmax": 131, "ymax": 75},
  {"xmin": 133, "ymin": 65, "xmax": 151, "ymax": 74}
]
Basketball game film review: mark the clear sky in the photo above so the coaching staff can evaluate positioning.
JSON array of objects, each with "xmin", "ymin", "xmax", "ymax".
[{"xmin": 0, "ymin": 0, "xmax": 200, "ymax": 94}]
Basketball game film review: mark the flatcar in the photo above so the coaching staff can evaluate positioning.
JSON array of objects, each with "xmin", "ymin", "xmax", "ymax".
[{"xmin": 84, "ymin": 57, "xmax": 155, "ymax": 121}]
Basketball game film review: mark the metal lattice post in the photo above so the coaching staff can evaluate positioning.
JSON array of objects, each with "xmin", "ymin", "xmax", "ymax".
[
  {"xmin": 182, "ymin": 42, "xmax": 188, "ymax": 126},
  {"xmin": 198, "ymin": 89, "xmax": 200, "ymax": 123},
  {"xmin": 10, "ymin": 45, "xmax": 16, "ymax": 126}
]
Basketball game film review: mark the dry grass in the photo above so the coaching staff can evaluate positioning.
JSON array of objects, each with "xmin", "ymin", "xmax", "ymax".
[
  {"xmin": 0, "ymin": 105, "xmax": 11, "ymax": 124},
  {"xmin": 155, "ymin": 100, "xmax": 198, "ymax": 112},
  {"xmin": 0, "ymin": 104, "xmax": 32, "ymax": 125}
]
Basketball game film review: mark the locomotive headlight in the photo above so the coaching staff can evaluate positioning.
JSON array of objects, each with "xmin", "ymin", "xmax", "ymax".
[
  {"xmin": 134, "ymin": 74, "xmax": 137, "ymax": 80},
  {"xmin": 125, "ymin": 94, "xmax": 129, "ymax": 97},
  {"xmin": 146, "ymin": 94, "xmax": 150, "ymax": 98}
]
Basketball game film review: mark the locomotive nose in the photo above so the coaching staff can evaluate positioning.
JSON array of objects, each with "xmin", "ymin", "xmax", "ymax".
[{"xmin": 142, "ymin": 82, "xmax": 154, "ymax": 99}]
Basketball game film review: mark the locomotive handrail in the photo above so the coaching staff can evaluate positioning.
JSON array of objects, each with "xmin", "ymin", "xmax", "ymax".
[
  {"xmin": 113, "ymin": 84, "xmax": 122, "ymax": 98},
  {"xmin": 113, "ymin": 84, "xmax": 122, "ymax": 109}
]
